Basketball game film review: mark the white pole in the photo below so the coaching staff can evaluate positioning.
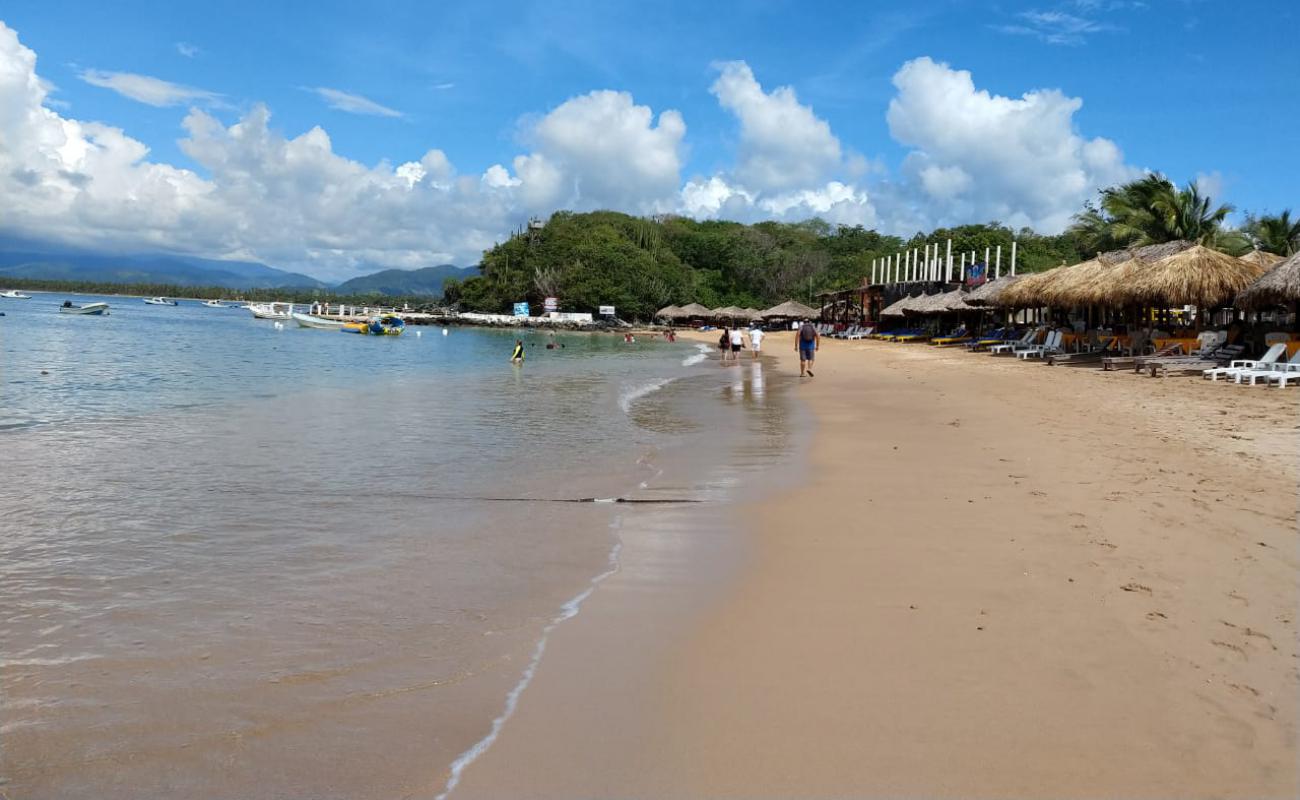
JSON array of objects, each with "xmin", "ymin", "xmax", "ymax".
[
  {"xmin": 945, "ymin": 239, "xmax": 953, "ymax": 282},
  {"xmin": 871, "ymin": 259, "xmax": 876, "ymax": 285},
  {"xmin": 928, "ymin": 244, "xmax": 935, "ymax": 281},
  {"xmin": 960, "ymin": 252, "xmax": 967, "ymax": 281},
  {"xmin": 984, "ymin": 247, "xmax": 990, "ymax": 275},
  {"xmin": 913, "ymin": 248, "xmax": 919, "ymax": 282},
  {"xmin": 905, "ymin": 250, "xmax": 911, "ymax": 283},
  {"xmin": 896, "ymin": 252, "xmax": 902, "ymax": 284},
  {"xmin": 1011, "ymin": 241, "xmax": 1017, "ymax": 276},
  {"xmin": 995, "ymin": 245, "xmax": 1002, "ymax": 280}
]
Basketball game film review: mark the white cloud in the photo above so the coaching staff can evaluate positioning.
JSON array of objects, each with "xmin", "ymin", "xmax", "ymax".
[
  {"xmin": 176, "ymin": 42, "xmax": 200, "ymax": 58},
  {"xmin": 309, "ymin": 87, "xmax": 403, "ymax": 118},
  {"xmin": 886, "ymin": 56, "xmax": 1135, "ymax": 232},
  {"xmin": 709, "ymin": 61, "xmax": 842, "ymax": 194},
  {"xmin": 78, "ymin": 68, "xmax": 220, "ymax": 107}
]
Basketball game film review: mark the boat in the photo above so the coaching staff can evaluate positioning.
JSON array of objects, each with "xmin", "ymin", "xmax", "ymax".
[
  {"xmin": 59, "ymin": 301, "xmax": 110, "ymax": 315},
  {"xmin": 202, "ymin": 299, "xmax": 227, "ymax": 308},
  {"xmin": 248, "ymin": 302, "xmax": 294, "ymax": 320},
  {"xmin": 144, "ymin": 296, "xmax": 178, "ymax": 305},
  {"xmin": 342, "ymin": 315, "xmax": 405, "ymax": 336},
  {"xmin": 292, "ymin": 311, "xmax": 348, "ymax": 330},
  {"xmin": 1, "ymin": 289, "xmax": 32, "ymax": 299}
]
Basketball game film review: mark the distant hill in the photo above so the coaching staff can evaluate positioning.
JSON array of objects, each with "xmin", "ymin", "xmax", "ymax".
[
  {"xmin": 335, "ymin": 264, "xmax": 474, "ymax": 296},
  {"xmin": 0, "ymin": 245, "xmax": 326, "ymax": 289}
]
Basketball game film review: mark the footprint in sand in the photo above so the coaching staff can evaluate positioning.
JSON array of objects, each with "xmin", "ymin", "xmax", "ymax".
[
  {"xmin": 1146, "ymin": 611, "xmax": 1168, "ymax": 620},
  {"xmin": 1212, "ymin": 640, "xmax": 1248, "ymax": 659},
  {"xmin": 1227, "ymin": 590, "xmax": 1250, "ymax": 606},
  {"xmin": 1121, "ymin": 582, "xmax": 1152, "ymax": 594}
]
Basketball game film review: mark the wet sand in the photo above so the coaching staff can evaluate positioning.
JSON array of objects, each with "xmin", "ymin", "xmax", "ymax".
[{"xmin": 450, "ymin": 331, "xmax": 1298, "ymax": 798}]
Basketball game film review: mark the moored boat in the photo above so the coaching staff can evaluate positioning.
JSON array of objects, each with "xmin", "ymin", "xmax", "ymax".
[
  {"xmin": 248, "ymin": 302, "xmax": 294, "ymax": 320},
  {"xmin": 342, "ymin": 315, "xmax": 405, "ymax": 336},
  {"xmin": 202, "ymin": 299, "xmax": 227, "ymax": 308},
  {"xmin": 1, "ymin": 289, "xmax": 32, "ymax": 299},
  {"xmin": 144, "ymin": 296, "xmax": 178, "ymax": 305},
  {"xmin": 59, "ymin": 301, "xmax": 110, "ymax": 315},
  {"xmin": 292, "ymin": 311, "xmax": 348, "ymax": 330}
]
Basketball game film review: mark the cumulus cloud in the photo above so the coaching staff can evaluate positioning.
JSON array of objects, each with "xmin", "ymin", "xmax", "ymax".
[
  {"xmin": 309, "ymin": 87, "xmax": 403, "ymax": 118},
  {"xmin": 886, "ymin": 56, "xmax": 1135, "ymax": 232},
  {"xmin": 502, "ymin": 89, "xmax": 685, "ymax": 213},
  {"xmin": 709, "ymin": 61, "xmax": 842, "ymax": 194},
  {"xmin": 79, "ymin": 68, "xmax": 221, "ymax": 107}
]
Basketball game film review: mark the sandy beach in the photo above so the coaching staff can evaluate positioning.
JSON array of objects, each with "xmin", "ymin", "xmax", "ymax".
[{"xmin": 449, "ymin": 330, "xmax": 1298, "ymax": 799}]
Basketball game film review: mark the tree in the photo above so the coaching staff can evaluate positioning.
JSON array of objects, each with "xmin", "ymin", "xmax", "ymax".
[
  {"xmin": 1244, "ymin": 210, "xmax": 1299, "ymax": 256},
  {"xmin": 1069, "ymin": 174, "xmax": 1234, "ymax": 252}
]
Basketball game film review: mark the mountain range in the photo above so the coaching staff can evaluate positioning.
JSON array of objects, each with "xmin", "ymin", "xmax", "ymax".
[{"xmin": 0, "ymin": 239, "xmax": 474, "ymax": 295}]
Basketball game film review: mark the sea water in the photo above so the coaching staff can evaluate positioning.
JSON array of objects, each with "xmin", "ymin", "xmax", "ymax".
[{"xmin": 0, "ymin": 294, "xmax": 800, "ymax": 798}]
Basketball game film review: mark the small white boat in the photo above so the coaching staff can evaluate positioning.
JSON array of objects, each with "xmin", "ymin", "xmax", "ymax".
[
  {"xmin": 292, "ymin": 311, "xmax": 347, "ymax": 330},
  {"xmin": 59, "ymin": 301, "xmax": 110, "ymax": 315},
  {"xmin": 202, "ymin": 299, "xmax": 227, "ymax": 308},
  {"xmin": 1, "ymin": 289, "xmax": 32, "ymax": 299},
  {"xmin": 144, "ymin": 296, "xmax": 178, "ymax": 306},
  {"xmin": 248, "ymin": 302, "xmax": 294, "ymax": 321}
]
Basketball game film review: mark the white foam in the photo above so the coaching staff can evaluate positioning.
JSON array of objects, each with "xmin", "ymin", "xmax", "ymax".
[
  {"xmin": 617, "ymin": 375, "xmax": 680, "ymax": 414},
  {"xmin": 681, "ymin": 342, "xmax": 712, "ymax": 367},
  {"xmin": 435, "ymin": 537, "xmax": 623, "ymax": 800}
]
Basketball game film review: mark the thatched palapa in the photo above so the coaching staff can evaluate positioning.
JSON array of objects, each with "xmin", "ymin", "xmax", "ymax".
[
  {"xmin": 1094, "ymin": 244, "xmax": 1263, "ymax": 308},
  {"xmin": 675, "ymin": 302, "xmax": 714, "ymax": 318},
  {"xmin": 880, "ymin": 293, "xmax": 926, "ymax": 317},
  {"xmin": 656, "ymin": 304, "xmax": 683, "ymax": 318},
  {"xmin": 963, "ymin": 275, "xmax": 1022, "ymax": 306},
  {"xmin": 759, "ymin": 300, "xmax": 817, "ymax": 319},
  {"xmin": 1235, "ymin": 251, "xmax": 1300, "ymax": 310},
  {"xmin": 1238, "ymin": 250, "xmax": 1285, "ymax": 270}
]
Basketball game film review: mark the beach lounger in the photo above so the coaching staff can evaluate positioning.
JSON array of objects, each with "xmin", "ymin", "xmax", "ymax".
[
  {"xmin": 1146, "ymin": 345, "xmax": 1244, "ymax": 377},
  {"xmin": 1203, "ymin": 343, "xmax": 1288, "ymax": 382},
  {"xmin": 1017, "ymin": 330, "xmax": 1064, "ymax": 359},
  {"xmin": 1103, "ymin": 337, "xmax": 1175, "ymax": 371},
  {"xmin": 844, "ymin": 326, "xmax": 874, "ymax": 340},
  {"xmin": 966, "ymin": 329, "xmax": 1015, "ymax": 352},
  {"xmin": 1231, "ymin": 348, "xmax": 1300, "ymax": 385},
  {"xmin": 1047, "ymin": 336, "xmax": 1116, "ymax": 366},
  {"xmin": 931, "ymin": 327, "xmax": 971, "ymax": 346},
  {"xmin": 989, "ymin": 328, "xmax": 1042, "ymax": 355},
  {"xmin": 1265, "ymin": 362, "xmax": 1300, "ymax": 388}
]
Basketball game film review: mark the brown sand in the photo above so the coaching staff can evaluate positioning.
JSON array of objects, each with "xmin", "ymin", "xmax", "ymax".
[{"xmin": 449, "ymin": 331, "xmax": 1299, "ymax": 799}]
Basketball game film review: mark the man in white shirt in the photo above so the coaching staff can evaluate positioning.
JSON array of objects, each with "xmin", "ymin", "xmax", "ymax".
[
  {"xmin": 727, "ymin": 326, "xmax": 745, "ymax": 362},
  {"xmin": 748, "ymin": 326, "xmax": 764, "ymax": 359}
]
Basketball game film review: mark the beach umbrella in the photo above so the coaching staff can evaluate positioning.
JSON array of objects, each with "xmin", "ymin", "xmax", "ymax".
[
  {"xmin": 1238, "ymin": 250, "xmax": 1285, "ymax": 270},
  {"xmin": 759, "ymin": 300, "xmax": 817, "ymax": 319},
  {"xmin": 676, "ymin": 302, "xmax": 714, "ymax": 318},
  {"xmin": 1234, "ymin": 251, "xmax": 1300, "ymax": 310},
  {"xmin": 963, "ymin": 275, "xmax": 1023, "ymax": 307},
  {"xmin": 1094, "ymin": 244, "xmax": 1263, "ymax": 309}
]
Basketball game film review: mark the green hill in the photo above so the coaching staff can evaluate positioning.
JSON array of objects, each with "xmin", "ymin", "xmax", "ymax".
[{"xmin": 334, "ymin": 264, "xmax": 472, "ymax": 296}]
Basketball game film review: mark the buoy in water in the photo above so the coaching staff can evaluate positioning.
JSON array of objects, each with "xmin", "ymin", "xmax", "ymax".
[
  {"xmin": 273, "ymin": 321, "xmax": 284, "ymax": 330},
  {"xmin": 442, "ymin": 328, "xmax": 449, "ymax": 336},
  {"xmin": 415, "ymin": 330, "xmax": 421, "ymax": 338}
]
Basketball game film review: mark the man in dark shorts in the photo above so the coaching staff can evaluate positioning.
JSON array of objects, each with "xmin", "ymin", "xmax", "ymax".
[{"xmin": 796, "ymin": 318, "xmax": 819, "ymax": 377}]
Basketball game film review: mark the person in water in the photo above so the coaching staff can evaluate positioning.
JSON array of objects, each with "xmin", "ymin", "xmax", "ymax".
[{"xmin": 510, "ymin": 339, "xmax": 525, "ymax": 364}]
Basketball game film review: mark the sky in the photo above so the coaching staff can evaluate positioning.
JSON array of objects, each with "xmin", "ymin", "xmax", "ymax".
[{"xmin": 0, "ymin": 0, "xmax": 1295, "ymax": 280}]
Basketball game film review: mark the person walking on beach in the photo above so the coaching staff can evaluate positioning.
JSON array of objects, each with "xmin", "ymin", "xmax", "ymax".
[
  {"xmin": 719, "ymin": 327, "xmax": 731, "ymax": 363},
  {"xmin": 748, "ymin": 325, "xmax": 764, "ymax": 359},
  {"xmin": 510, "ymin": 339, "xmax": 525, "ymax": 364},
  {"xmin": 796, "ymin": 318, "xmax": 818, "ymax": 377},
  {"xmin": 728, "ymin": 325, "xmax": 745, "ymax": 363}
]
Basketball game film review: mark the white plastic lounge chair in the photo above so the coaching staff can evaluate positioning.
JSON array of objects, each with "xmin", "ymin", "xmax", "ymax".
[
  {"xmin": 1017, "ymin": 330, "xmax": 1064, "ymax": 359},
  {"xmin": 1266, "ymin": 362, "xmax": 1300, "ymax": 388},
  {"xmin": 989, "ymin": 327, "xmax": 1041, "ymax": 355},
  {"xmin": 1235, "ymin": 348, "xmax": 1300, "ymax": 385},
  {"xmin": 844, "ymin": 326, "xmax": 874, "ymax": 340},
  {"xmin": 1203, "ymin": 342, "xmax": 1287, "ymax": 381}
]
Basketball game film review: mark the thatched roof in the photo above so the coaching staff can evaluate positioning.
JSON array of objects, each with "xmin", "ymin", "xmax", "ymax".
[
  {"xmin": 998, "ymin": 266, "xmax": 1063, "ymax": 307},
  {"xmin": 963, "ymin": 275, "xmax": 1022, "ymax": 306},
  {"xmin": 742, "ymin": 307, "xmax": 761, "ymax": 316},
  {"xmin": 759, "ymin": 299, "xmax": 818, "ymax": 319},
  {"xmin": 676, "ymin": 302, "xmax": 714, "ymax": 317},
  {"xmin": 714, "ymin": 305, "xmax": 752, "ymax": 318},
  {"xmin": 1235, "ymin": 251, "xmax": 1300, "ymax": 309},
  {"xmin": 656, "ymin": 304, "xmax": 683, "ymax": 318},
  {"xmin": 905, "ymin": 288, "xmax": 970, "ymax": 314},
  {"xmin": 1093, "ymin": 244, "xmax": 1264, "ymax": 308},
  {"xmin": 880, "ymin": 293, "xmax": 926, "ymax": 317},
  {"xmin": 1238, "ymin": 250, "xmax": 1285, "ymax": 270}
]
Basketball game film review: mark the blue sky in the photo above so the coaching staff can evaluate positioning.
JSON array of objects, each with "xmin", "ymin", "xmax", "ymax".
[{"xmin": 0, "ymin": 1, "xmax": 1295, "ymax": 278}]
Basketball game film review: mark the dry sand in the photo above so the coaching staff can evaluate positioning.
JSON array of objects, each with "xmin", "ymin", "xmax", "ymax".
[{"xmin": 448, "ymin": 331, "xmax": 1299, "ymax": 799}]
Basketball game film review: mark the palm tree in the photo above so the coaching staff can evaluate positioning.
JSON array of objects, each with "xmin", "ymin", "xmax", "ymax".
[
  {"xmin": 1069, "ymin": 174, "xmax": 1234, "ymax": 251},
  {"xmin": 1244, "ymin": 210, "xmax": 1299, "ymax": 256}
]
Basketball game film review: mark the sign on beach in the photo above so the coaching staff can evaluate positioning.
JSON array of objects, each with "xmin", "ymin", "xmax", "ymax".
[
  {"xmin": 598, "ymin": 305, "xmax": 615, "ymax": 316},
  {"xmin": 513, "ymin": 302, "xmax": 530, "ymax": 317},
  {"xmin": 544, "ymin": 297, "xmax": 558, "ymax": 312}
]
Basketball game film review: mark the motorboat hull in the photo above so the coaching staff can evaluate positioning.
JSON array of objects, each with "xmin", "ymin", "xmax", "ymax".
[
  {"xmin": 292, "ymin": 312, "xmax": 348, "ymax": 330},
  {"xmin": 59, "ymin": 302, "xmax": 110, "ymax": 315}
]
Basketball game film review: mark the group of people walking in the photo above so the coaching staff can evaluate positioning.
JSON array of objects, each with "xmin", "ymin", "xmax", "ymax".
[{"xmin": 718, "ymin": 325, "xmax": 765, "ymax": 362}]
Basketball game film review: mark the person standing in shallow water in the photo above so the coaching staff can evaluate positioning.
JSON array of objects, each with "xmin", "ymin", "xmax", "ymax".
[
  {"xmin": 719, "ymin": 326, "xmax": 731, "ymax": 364},
  {"xmin": 510, "ymin": 339, "xmax": 524, "ymax": 364},
  {"xmin": 728, "ymin": 325, "xmax": 745, "ymax": 363},
  {"xmin": 797, "ymin": 318, "xmax": 818, "ymax": 377},
  {"xmin": 748, "ymin": 324, "xmax": 764, "ymax": 359}
]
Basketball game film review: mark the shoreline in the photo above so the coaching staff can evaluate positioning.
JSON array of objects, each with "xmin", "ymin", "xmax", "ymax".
[{"xmin": 445, "ymin": 332, "xmax": 1298, "ymax": 798}]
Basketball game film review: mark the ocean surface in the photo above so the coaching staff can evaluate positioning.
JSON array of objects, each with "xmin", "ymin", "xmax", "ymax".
[{"xmin": 0, "ymin": 293, "xmax": 801, "ymax": 798}]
